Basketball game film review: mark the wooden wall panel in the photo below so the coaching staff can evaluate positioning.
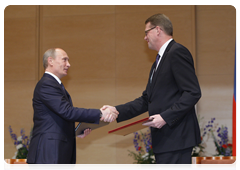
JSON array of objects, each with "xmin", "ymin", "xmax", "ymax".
[
  {"xmin": 115, "ymin": 12, "xmax": 156, "ymax": 80},
  {"xmin": 197, "ymin": 6, "xmax": 236, "ymax": 75},
  {"xmin": 43, "ymin": 5, "xmax": 115, "ymax": 17},
  {"xmin": 115, "ymin": 5, "xmax": 191, "ymax": 13},
  {"xmin": 42, "ymin": 13, "xmax": 116, "ymax": 81},
  {"xmin": 4, "ymin": 5, "xmax": 37, "ymax": 18},
  {"xmin": 196, "ymin": 5, "xmax": 236, "ymax": 155},
  {"xmin": 4, "ymin": 81, "xmax": 36, "ymax": 158},
  {"xmin": 4, "ymin": 5, "xmax": 235, "ymax": 163},
  {"xmin": 4, "ymin": 16, "xmax": 37, "ymax": 81},
  {"xmin": 4, "ymin": 5, "xmax": 39, "ymax": 159}
]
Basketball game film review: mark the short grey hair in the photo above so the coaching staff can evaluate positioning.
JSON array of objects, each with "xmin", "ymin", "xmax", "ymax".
[{"xmin": 43, "ymin": 48, "xmax": 57, "ymax": 69}]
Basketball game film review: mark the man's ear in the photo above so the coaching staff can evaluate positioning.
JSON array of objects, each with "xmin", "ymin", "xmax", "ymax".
[
  {"xmin": 156, "ymin": 26, "xmax": 162, "ymax": 35},
  {"xmin": 48, "ymin": 57, "xmax": 54, "ymax": 66}
]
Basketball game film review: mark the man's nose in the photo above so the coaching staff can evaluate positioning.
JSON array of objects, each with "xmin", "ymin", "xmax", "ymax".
[
  {"xmin": 144, "ymin": 35, "xmax": 147, "ymax": 41},
  {"xmin": 67, "ymin": 61, "xmax": 70, "ymax": 67}
]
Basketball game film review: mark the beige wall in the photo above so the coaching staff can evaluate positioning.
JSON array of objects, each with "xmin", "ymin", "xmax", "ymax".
[
  {"xmin": 4, "ymin": 5, "xmax": 236, "ymax": 163},
  {"xmin": 196, "ymin": 5, "xmax": 236, "ymax": 155}
]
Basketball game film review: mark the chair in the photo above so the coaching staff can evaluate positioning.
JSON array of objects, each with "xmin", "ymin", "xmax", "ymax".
[
  {"xmin": 192, "ymin": 156, "xmax": 238, "ymax": 168},
  {"xmin": 5, "ymin": 159, "xmax": 29, "ymax": 169}
]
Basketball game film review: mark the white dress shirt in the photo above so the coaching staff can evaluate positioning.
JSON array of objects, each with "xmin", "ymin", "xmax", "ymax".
[
  {"xmin": 156, "ymin": 38, "xmax": 173, "ymax": 69},
  {"xmin": 45, "ymin": 71, "xmax": 62, "ymax": 84}
]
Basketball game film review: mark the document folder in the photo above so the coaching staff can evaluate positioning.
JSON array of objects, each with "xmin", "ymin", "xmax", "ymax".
[
  {"xmin": 75, "ymin": 121, "xmax": 109, "ymax": 135},
  {"xmin": 108, "ymin": 117, "xmax": 150, "ymax": 136}
]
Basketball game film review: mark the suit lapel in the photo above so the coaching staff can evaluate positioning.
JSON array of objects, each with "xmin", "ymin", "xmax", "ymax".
[
  {"xmin": 43, "ymin": 73, "xmax": 73, "ymax": 106},
  {"xmin": 64, "ymin": 89, "xmax": 73, "ymax": 106},
  {"xmin": 59, "ymin": 84, "xmax": 73, "ymax": 106},
  {"xmin": 148, "ymin": 40, "xmax": 175, "ymax": 96}
]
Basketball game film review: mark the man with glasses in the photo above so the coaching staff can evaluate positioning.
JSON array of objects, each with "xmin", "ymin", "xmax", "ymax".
[{"xmin": 102, "ymin": 14, "xmax": 201, "ymax": 164}]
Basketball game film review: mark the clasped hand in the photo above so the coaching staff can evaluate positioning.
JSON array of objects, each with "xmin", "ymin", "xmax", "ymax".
[
  {"xmin": 142, "ymin": 114, "xmax": 167, "ymax": 129},
  {"xmin": 100, "ymin": 105, "xmax": 119, "ymax": 123}
]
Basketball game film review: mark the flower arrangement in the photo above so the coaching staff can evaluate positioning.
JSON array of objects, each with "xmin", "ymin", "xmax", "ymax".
[
  {"xmin": 8, "ymin": 126, "xmax": 31, "ymax": 159},
  {"xmin": 192, "ymin": 117, "xmax": 216, "ymax": 156},
  {"xmin": 128, "ymin": 128, "xmax": 156, "ymax": 164},
  {"xmin": 192, "ymin": 116, "xmax": 232, "ymax": 157},
  {"xmin": 212, "ymin": 125, "xmax": 232, "ymax": 156}
]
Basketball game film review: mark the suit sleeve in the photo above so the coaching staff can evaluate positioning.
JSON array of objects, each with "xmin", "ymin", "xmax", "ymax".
[
  {"xmin": 116, "ymin": 89, "xmax": 149, "ymax": 122},
  {"xmin": 39, "ymin": 80, "xmax": 100, "ymax": 124},
  {"xmin": 115, "ymin": 63, "xmax": 156, "ymax": 123},
  {"xmin": 160, "ymin": 46, "xmax": 201, "ymax": 127}
]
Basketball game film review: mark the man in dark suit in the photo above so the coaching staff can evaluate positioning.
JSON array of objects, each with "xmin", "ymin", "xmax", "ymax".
[
  {"xmin": 27, "ymin": 48, "xmax": 118, "ymax": 164},
  {"xmin": 102, "ymin": 14, "xmax": 201, "ymax": 164}
]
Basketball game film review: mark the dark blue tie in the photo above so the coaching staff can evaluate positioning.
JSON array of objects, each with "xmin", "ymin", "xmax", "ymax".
[
  {"xmin": 155, "ymin": 54, "xmax": 160, "ymax": 68},
  {"xmin": 60, "ymin": 83, "xmax": 65, "ymax": 90},
  {"xmin": 150, "ymin": 54, "xmax": 161, "ymax": 83},
  {"xmin": 60, "ymin": 83, "xmax": 69, "ymax": 99}
]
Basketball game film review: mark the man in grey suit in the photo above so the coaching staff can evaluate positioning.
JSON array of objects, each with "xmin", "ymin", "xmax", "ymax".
[
  {"xmin": 27, "ymin": 48, "xmax": 118, "ymax": 164},
  {"xmin": 102, "ymin": 14, "xmax": 201, "ymax": 164}
]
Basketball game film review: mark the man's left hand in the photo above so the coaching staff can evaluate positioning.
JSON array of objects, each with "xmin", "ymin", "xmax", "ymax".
[
  {"xmin": 77, "ymin": 128, "xmax": 92, "ymax": 138},
  {"xmin": 142, "ymin": 114, "xmax": 166, "ymax": 129}
]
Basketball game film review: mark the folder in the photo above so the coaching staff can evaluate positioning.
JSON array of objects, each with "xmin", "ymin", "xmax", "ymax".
[
  {"xmin": 75, "ymin": 121, "xmax": 109, "ymax": 136},
  {"xmin": 108, "ymin": 117, "xmax": 150, "ymax": 136}
]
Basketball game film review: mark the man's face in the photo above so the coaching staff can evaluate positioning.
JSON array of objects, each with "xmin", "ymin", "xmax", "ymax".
[
  {"xmin": 51, "ymin": 49, "xmax": 70, "ymax": 79},
  {"xmin": 144, "ymin": 22, "xmax": 158, "ymax": 51}
]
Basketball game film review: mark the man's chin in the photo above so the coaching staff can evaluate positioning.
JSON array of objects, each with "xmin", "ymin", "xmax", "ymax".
[
  {"xmin": 60, "ymin": 73, "xmax": 68, "ymax": 79},
  {"xmin": 148, "ymin": 43, "xmax": 153, "ymax": 50}
]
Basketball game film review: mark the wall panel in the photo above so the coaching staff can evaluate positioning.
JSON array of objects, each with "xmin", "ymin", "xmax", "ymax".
[
  {"xmin": 42, "ymin": 13, "xmax": 116, "ymax": 80},
  {"xmin": 4, "ymin": 5, "xmax": 39, "ymax": 159},
  {"xmin": 115, "ymin": 5, "xmax": 191, "ymax": 13},
  {"xmin": 197, "ymin": 6, "xmax": 235, "ymax": 75},
  {"xmin": 196, "ymin": 5, "xmax": 236, "ymax": 155},
  {"xmin": 4, "ymin": 17, "xmax": 37, "ymax": 81},
  {"xmin": 4, "ymin": 5, "xmax": 236, "ymax": 163},
  {"xmin": 4, "ymin": 5, "xmax": 37, "ymax": 18},
  {"xmin": 43, "ymin": 5, "xmax": 115, "ymax": 17}
]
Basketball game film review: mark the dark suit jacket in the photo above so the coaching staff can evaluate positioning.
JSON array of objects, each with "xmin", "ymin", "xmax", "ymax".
[
  {"xmin": 116, "ymin": 40, "xmax": 201, "ymax": 154},
  {"xmin": 27, "ymin": 73, "xmax": 100, "ymax": 164}
]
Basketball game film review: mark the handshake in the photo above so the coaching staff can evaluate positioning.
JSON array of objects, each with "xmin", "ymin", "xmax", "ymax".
[
  {"xmin": 100, "ymin": 105, "xmax": 118, "ymax": 123},
  {"xmin": 78, "ymin": 105, "xmax": 118, "ymax": 138}
]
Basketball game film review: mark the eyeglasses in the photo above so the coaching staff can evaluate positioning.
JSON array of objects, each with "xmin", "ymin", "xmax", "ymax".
[{"xmin": 145, "ymin": 26, "xmax": 156, "ymax": 36}]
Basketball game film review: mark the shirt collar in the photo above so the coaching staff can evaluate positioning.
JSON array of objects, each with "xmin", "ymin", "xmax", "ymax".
[
  {"xmin": 158, "ymin": 38, "xmax": 173, "ymax": 57},
  {"xmin": 45, "ymin": 71, "xmax": 62, "ymax": 84}
]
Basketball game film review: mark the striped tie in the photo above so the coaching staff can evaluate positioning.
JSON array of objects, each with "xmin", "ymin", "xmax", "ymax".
[
  {"xmin": 150, "ymin": 54, "xmax": 161, "ymax": 83},
  {"xmin": 155, "ymin": 54, "xmax": 160, "ymax": 68}
]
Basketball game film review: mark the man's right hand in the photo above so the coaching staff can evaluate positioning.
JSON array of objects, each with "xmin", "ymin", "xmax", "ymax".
[{"xmin": 100, "ymin": 105, "xmax": 119, "ymax": 122}]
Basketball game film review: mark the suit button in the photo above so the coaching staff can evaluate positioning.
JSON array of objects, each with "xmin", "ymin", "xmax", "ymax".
[{"xmin": 148, "ymin": 101, "xmax": 151, "ymax": 103}]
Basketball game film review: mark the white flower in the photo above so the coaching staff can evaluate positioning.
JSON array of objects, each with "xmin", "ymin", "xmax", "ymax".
[
  {"xmin": 12, "ymin": 151, "xmax": 17, "ymax": 159},
  {"xmin": 192, "ymin": 146, "xmax": 200, "ymax": 155},
  {"xmin": 142, "ymin": 153, "xmax": 149, "ymax": 159},
  {"xmin": 150, "ymin": 155, "xmax": 155, "ymax": 159},
  {"xmin": 16, "ymin": 144, "xmax": 23, "ymax": 150},
  {"xmin": 17, "ymin": 136, "xmax": 22, "ymax": 142},
  {"xmin": 195, "ymin": 146, "xmax": 200, "ymax": 153}
]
